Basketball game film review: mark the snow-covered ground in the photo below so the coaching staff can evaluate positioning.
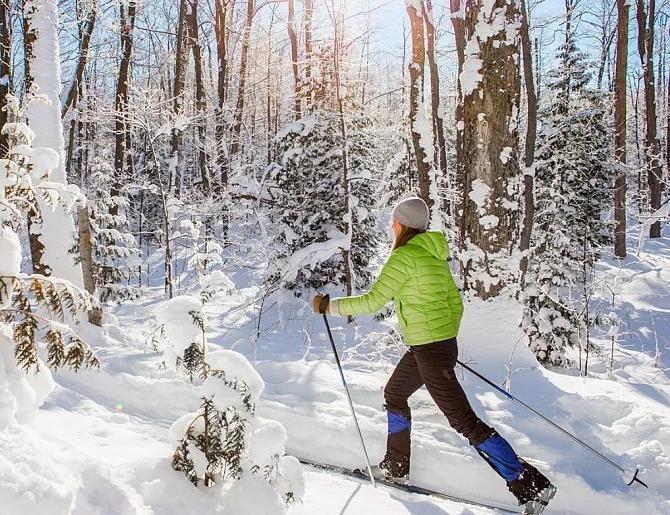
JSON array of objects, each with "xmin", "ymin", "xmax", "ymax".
[{"xmin": 2, "ymin": 229, "xmax": 669, "ymax": 514}]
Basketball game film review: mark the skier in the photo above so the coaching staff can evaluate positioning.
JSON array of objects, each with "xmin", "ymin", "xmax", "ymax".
[{"xmin": 312, "ymin": 197, "xmax": 557, "ymax": 515}]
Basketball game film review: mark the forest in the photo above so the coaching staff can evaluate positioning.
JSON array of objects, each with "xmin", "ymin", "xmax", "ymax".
[{"xmin": 0, "ymin": 0, "xmax": 668, "ymax": 514}]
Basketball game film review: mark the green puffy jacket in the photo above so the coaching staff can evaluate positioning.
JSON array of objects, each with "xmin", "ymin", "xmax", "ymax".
[{"xmin": 331, "ymin": 231, "xmax": 463, "ymax": 346}]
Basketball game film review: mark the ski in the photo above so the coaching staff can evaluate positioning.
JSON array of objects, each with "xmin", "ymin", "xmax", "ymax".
[{"xmin": 299, "ymin": 458, "xmax": 520, "ymax": 514}]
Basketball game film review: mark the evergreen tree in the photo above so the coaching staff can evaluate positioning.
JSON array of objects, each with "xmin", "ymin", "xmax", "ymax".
[
  {"xmin": 270, "ymin": 108, "xmax": 383, "ymax": 293},
  {"xmin": 522, "ymin": 38, "xmax": 613, "ymax": 367},
  {"xmin": 87, "ymin": 158, "xmax": 143, "ymax": 303}
]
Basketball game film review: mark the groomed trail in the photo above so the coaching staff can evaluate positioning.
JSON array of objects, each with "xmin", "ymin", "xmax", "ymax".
[{"xmin": 15, "ymin": 228, "xmax": 669, "ymax": 514}]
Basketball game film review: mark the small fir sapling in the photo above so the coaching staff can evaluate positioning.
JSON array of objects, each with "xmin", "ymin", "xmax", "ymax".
[
  {"xmin": 152, "ymin": 278, "xmax": 303, "ymax": 506},
  {"xmin": 86, "ymin": 158, "xmax": 143, "ymax": 303}
]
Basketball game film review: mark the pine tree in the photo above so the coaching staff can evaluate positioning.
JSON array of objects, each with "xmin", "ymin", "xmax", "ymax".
[
  {"xmin": 522, "ymin": 39, "xmax": 613, "ymax": 367},
  {"xmin": 87, "ymin": 157, "xmax": 143, "ymax": 303},
  {"xmin": 270, "ymin": 108, "xmax": 383, "ymax": 293}
]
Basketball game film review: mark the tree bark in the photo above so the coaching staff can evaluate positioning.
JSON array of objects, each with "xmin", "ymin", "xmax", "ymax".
[
  {"xmin": 214, "ymin": 0, "xmax": 230, "ymax": 187},
  {"xmin": 614, "ymin": 0, "xmax": 629, "ymax": 257},
  {"xmin": 288, "ymin": 0, "xmax": 300, "ymax": 120},
  {"xmin": 637, "ymin": 0, "xmax": 663, "ymax": 238},
  {"xmin": 405, "ymin": 1, "xmax": 435, "ymax": 208},
  {"xmin": 304, "ymin": 0, "xmax": 313, "ymax": 112},
  {"xmin": 518, "ymin": 0, "xmax": 537, "ymax": 280},
  {"xmin": 170, "ymin": 0, "xmax": 190, "ymax": 196},
  {"xmin": 0, "ymin": 0, "xmax": 11, "ymax": 155},
  {"xmin": 187, "ymin": 0, "xmax": 210, "ymax": 191},
  {"xmin": 61, "ymin": 0, "xmax": 96, "ymax": 119},
  {"xmin": 112, "ymin": 0, "xmax": 136, "ymax": 217},
  {"xmin": 422, "ymin": 0, "xmax": 447, "ymax": 177},
  {"xmin": 230, "ymin": 0, "xmax": 254, "ymax": 157},
  {"xmin": 450, "ymin": 0, "xmax": 466, "ymax": 224},
  {"xmin": 455, "ymin": 0, "xmax": 522, "ymax": 299}
]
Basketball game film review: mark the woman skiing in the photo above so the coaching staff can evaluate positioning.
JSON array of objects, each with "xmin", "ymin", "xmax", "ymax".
[{"xmin": 312, "ymin": 197, "xmax": 557, "ymax": 515}]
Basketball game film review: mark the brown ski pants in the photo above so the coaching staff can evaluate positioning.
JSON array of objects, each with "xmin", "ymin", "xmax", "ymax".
[{"xmin": 382, "ymin": 338, "xmax": 494, "ymax": 476}]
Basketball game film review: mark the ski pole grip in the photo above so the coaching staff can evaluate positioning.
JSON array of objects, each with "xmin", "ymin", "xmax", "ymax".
[{"xmin": 319, "ymin": 294, "xmax": 331, "ymax": 315}]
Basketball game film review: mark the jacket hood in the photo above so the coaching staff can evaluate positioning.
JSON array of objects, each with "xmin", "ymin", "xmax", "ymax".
[{"xmin": 406, "ymin": 231, "xmax": 450, "ymax": 260}]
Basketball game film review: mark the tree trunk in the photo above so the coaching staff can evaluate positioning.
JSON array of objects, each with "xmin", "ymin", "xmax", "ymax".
[
  {"xmin": 455, "ymin": 0, "xmax": 522, "ymax": 299},
  {"xmin": 170, "ymin": 0, "xmax": 190, "ymax": 196},
  {"xmin": 0, "ymin": 0, "xmax": 11, "ymax": 155},
  {"xmin": 304, "ymin": 0, "xmax": 313, "ymax": 112},
  {"xmin": 78, "ymin": 206, "xmax": 102, "ymax": 326},
  {"xmin": 23, "ymin": 0, "xmax": 84, "ymax": 287},
  {"xmin": 405, "ymin": 1, "xmax": 437, "ymax": 214},
  {"xmin": 422, "ymin": 0, "xmax": 447, "ymax": 178},
  {"xmin": 332, "ymin": 11, "xmax": 353, "ymax": 299},
  {"xmin": 214, "ymin": 0, "xmax": 229, "ymax": 187},
  {"xmin": 112, "ymin": 0, "xmax": 136, "ymax": 217},
  {"xmin": 187, "ymin": 0, "xmax": 210, "ymax": 191},
  {"xmin": 614, "ymin": 0, "xmax": 629, "ymax": 257},
  {"xmin": 518, "ymin": 0, "xmax": 537, "ymax": 280},
  {"xmin": 230, "ymin": 0, "xmax": 254, "ymax": 158},
  {"xmin": 450, "ymin": 0, "xmax": 466, "ymax": 225},
  {"xmin": 288, "ymin": 0, "xmax": 300, "ymax": 120},
  {"xmin": 637, "ymin": 0, "xmax": 663, "ymax": 238},
  {"xmin": 61, "ymin": 0, "xmax": 96, "ymax": 119}
]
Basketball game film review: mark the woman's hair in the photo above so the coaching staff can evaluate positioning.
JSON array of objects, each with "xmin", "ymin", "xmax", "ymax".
[{"xmin": 392, "ymin": 223, "xmax": 425, "ymax": 250}]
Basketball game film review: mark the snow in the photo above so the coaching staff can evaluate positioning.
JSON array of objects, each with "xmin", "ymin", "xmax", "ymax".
[
  {"xmin": 22, "ymin": 0, "xmax": 84, "ymax": 288},
  {"xmin": 0, "ymin": 325, "xmax": 54, "ymax": 430},
  {"xmin": 0, "ymin": 228, "xmax": 20, "ymax": 308},
  {"xmin": 155, "ymin": 295, "xmax": 205, "ymax": 366},
  {"xmin": 460, "ymin": 39, "xmax": 483, "ymax": 97},
  {"xmin": 499, "ymin": 146, "xmax": 513, "ymax": 164},
  {"xmin": 278, "ymin": 233, "xmax": 351, "ymax": 284},
  {"xmin": 207, "ymin": 349, "xmax": 265, "ymax": 399},
  {"xmin": 225, "ymin": 472, "xmax": 286, "ymax": 514},
  {"xmin": 468, "ymin": 179, "xmax": 491, "ymax": 212}
]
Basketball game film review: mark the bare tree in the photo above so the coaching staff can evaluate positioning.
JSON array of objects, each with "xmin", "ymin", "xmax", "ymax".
[
  {"xmin": 614, "ymin": 0, "xmax": 629, "ymax": 257},
  {"xmin": 422, "ymin": 0, "xmax": 447, "ymax": 176},
  {"xmin": 112, "ymin": 0, "xmax": 137, "ymax": 217},
  {"xmin": 187, "ymin": 0, "xmax": 210, "ymax": 191},
  {"xmin": 0, "ymin": 0, "xmax": 11, "ymax": 155},
  {"xmin": 637, "ymin": 0, "xmax": 663, "ymax": 238},
  {"xmin": 170, "ymin": 0, "xmax": 190, "ymax": 196},
  {"xmin": 519, "ymin": 0, "xmax": 537, "ymax": 280},
  {"xmin": 405, "ymin": 0, "xmax": 436, "ymax": 209},
  {"xmin": 288, "ymin": 0, "xmax": 301, "ymax": 119},
  {"xmin": 230, "ymin": 0, "xmax": 255, "ymax": 157}
]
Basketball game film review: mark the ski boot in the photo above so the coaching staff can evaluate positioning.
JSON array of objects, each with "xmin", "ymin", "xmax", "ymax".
[
  {"xmin": 521, "ymin": 482, "xmax": 557, "ymax": 514},
  {"xmin": 507, "ymin": 459, "xmax": 557, "ymax": 515},
  {"xmin": 354, "ymin": 460, "xmax": 409, "ymax": 485}
]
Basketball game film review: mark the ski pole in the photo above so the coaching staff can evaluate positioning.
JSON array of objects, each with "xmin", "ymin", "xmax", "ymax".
[
  {"xmin": 319, "ymin": 295, "xmax": 376, "ymax": 488},
  {"xmin": 457, "ymin": 360, "xmax": 648, "ymax": 489}
]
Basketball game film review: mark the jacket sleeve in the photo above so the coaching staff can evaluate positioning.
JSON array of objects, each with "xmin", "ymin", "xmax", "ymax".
[
  {"xmin": 330, "ymin": 251, "xmax": 411, "ymax": 317},
  {"xmin": 445, "ymin": 267, "xmax": 464, "ymax": 332}
]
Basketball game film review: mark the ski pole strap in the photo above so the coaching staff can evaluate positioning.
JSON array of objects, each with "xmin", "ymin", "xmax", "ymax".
[{"xmin": 456, "ymin": 360, "xmax": 649, "ymax": 489}]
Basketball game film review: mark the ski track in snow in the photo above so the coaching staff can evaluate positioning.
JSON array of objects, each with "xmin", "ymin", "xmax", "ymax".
[{"xmin": 10, "ymin": 229, "xmax": 670, "ymax": 514}]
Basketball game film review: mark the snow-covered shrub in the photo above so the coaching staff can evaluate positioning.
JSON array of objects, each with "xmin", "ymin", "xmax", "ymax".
[
  {"xmin": 270, "ymin": 110, "xmax": 383, "ymax": 293},
  {"xmin": 0, "ymin": 97, "xmax": 99, "ymax": 375},
  {"xmin": 153, "ymin": 289, "xmax": 303, "ymax": 510},
  {"xmin": 87, "ymin": 158, "xmax": 142, "ymax": 303},
  {"xmin": 522, "ymin": 39, "xmax": 613, "ymax": 368}
]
